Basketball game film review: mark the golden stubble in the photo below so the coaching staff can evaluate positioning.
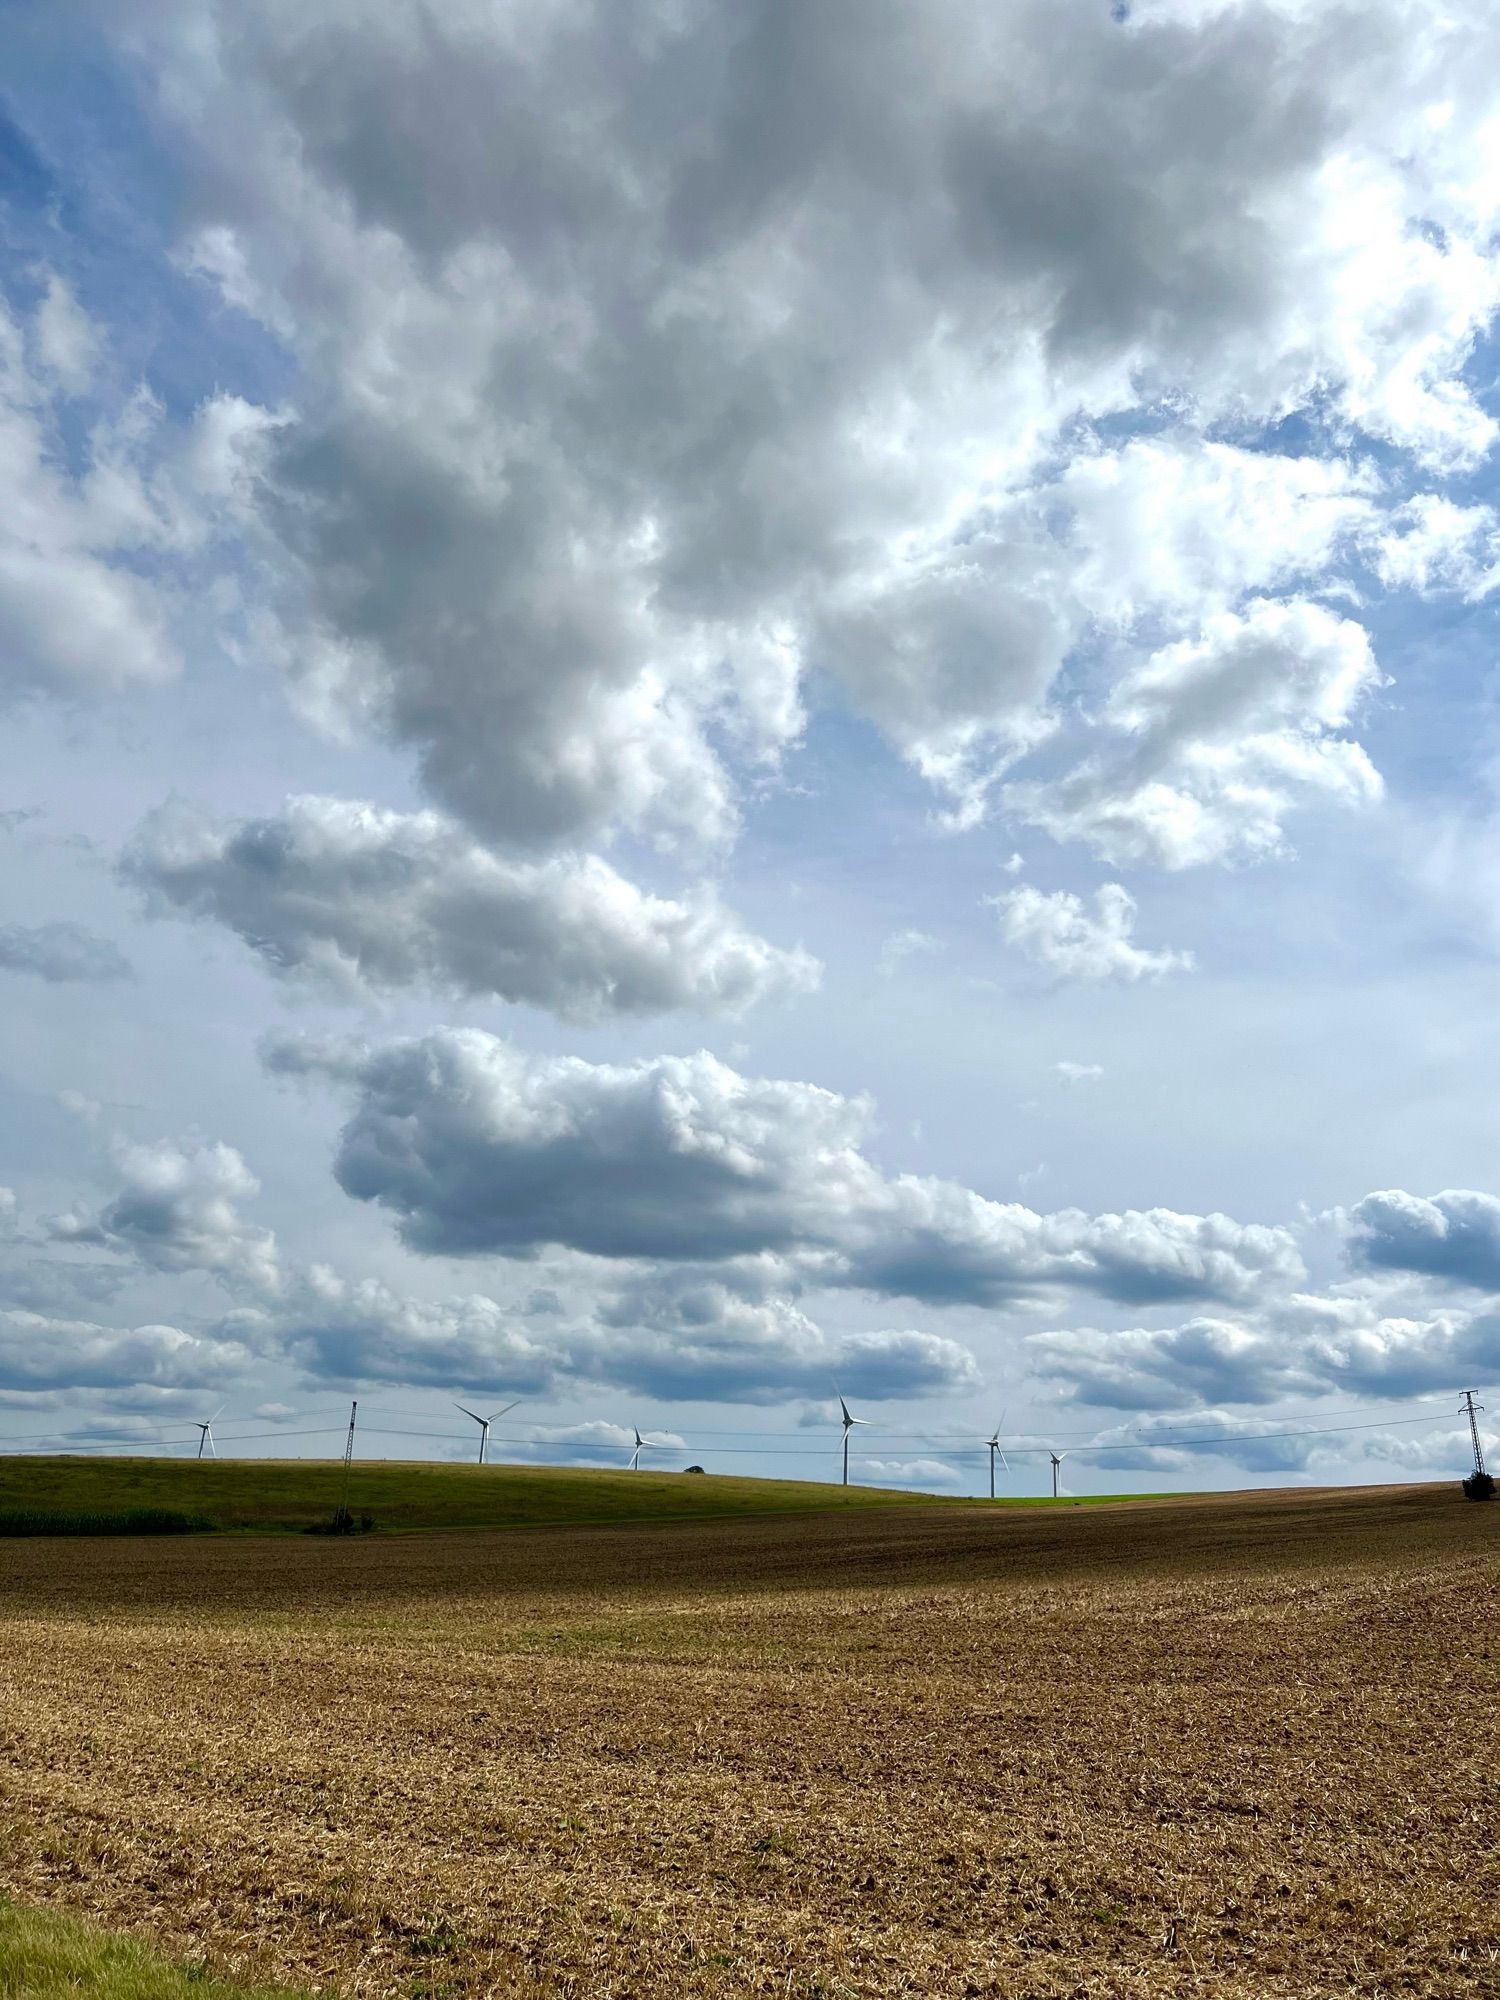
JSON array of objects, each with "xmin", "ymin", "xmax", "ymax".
[{"xmin": 0, "ymin": 1485, "xmax": 1496, "ymax": 1998}]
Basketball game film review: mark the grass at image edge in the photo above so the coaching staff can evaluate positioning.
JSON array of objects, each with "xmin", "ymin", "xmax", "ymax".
[{"xmin": 0, "ymin": 1900, "xmax": 310, "ymax": 2000}]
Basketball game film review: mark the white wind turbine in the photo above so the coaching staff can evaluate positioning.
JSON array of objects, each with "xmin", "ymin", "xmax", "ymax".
[
  {"xmin": 1049, "ymin": 1449, "xmax": 1069, "ymax": 1500},
  {"xmin": 628, "ymin": 1427, "xmax": 653, "ymax": 1470},
  {"xmin": 987, "ymin": 1418, "xmax": 1009, "ymax": 1500},
  {"xmin": 454, "ymin": 1399, "xmax": 520, "ymax": 1465},
  {"xmin": 838, "ymin": 1395, "xmax": 868, "ymax": 1487},
  {"xmin": 194, "ymin": 1405, "xmax": 224, "ymax": 1459}
]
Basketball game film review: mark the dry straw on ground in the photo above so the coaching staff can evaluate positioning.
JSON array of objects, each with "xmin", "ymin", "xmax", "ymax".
[{"xmin": 0, "ymin": 1484, "xmax": 1496, "ymax": 1997}]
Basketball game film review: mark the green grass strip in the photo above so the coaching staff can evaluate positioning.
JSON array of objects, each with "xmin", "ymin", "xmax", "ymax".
[{"xmin": 0, "ymin": 1899, "xmax": 309, "ymax": 1999}]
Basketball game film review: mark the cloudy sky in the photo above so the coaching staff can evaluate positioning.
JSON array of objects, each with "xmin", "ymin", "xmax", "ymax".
[{"xmin": 2, "ymin": 0, "xmax": 1498, "ymax": 1493}]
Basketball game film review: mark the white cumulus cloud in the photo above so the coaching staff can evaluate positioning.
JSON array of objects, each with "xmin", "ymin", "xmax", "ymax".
[
  {"xmin": 126, "ymin": 794, "xmax": 818, "ymax": 1022},
  {"xmin": 265, "ymin": 1028, "xmax": 1302, "ymax": 1310},
  {"xmin": 49, "ymin": 1136, "xmax": 281, "ymax": 1295},
  {"xmin": 1007, "ymin": 601, "xmax": 1384, "ymax": 869},
  {"xmin": 993, "ymin": 883, "xmax": 1192, "ymax": 983},
  {"xmin": 112, "ymin": 0, "xmax": 1500, "ymax": 845}
]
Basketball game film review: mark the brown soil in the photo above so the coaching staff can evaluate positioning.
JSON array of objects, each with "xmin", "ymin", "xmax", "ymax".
[{"xmin": 1, "ymin": 1483, "xmax": 1496, "ymax": 1996}]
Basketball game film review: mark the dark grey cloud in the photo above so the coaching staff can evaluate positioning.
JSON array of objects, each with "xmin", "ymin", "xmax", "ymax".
[
  {"xmin": 1345, "ymin": 1188, "xmax": 1500, "ymax": 1289},
  {"xmin": 265, "ymin": 1028, "xmax": 1303, "ymax": 1308},
  {"xmin": 126, "ymin": 794, "xmax": 817, "ymax": 1021},
  {"xmin": 0, "ymin": 922, "xmax": 132, "ymax": 983}
]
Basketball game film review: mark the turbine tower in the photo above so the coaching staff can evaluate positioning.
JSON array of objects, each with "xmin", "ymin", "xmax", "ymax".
[
  {"xmin": 454, "ymin": 1400, "xmax": 520, "ymax": 1465},
  {"xmin": 838, "ymin": 1396, "xmax": 867, "ymax": 1487},
  {"xmin": 1049, "ymin": 1449, "xmax": 1067, "ymax": 1500},
  {"xmin": 194, "ymin": 1405, "xmax": 223, "ymax": 1459},
  {"xmin": 629, "ymin": 1427, "xmax": 650, "ymax": 1470},
  {"xmin": 987, "ymin": 1418, "xmax": 1009, "ymax": 1500}
]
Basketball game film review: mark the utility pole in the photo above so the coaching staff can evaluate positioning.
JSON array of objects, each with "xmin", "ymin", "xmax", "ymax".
[
  {"xmin": 1462, "ymin": 1388, "xmax": 1487, "ymax": 1478},
  {"xmin": 337, "ymin": 1399, "xmax": 357, "ymax": 1529}
]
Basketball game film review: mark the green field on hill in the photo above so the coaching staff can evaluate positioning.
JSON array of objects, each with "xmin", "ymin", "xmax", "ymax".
[
  {"xmin": 0, "ymin": 1456, "xmax": 954, "ymax": 1534},
  {"xmin": 0, "ymin": 1457, "xmax": 1154, "ymax": 1534}
]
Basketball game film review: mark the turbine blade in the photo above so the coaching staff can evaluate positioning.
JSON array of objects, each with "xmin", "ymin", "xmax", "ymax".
[
  {"xmin": 454, "ymin": 1403, "xmax": 484, "ymax": 1425},
  {"xmin": 488, "ymin": 1400, "xmax": 521, "ymax": 1423}
]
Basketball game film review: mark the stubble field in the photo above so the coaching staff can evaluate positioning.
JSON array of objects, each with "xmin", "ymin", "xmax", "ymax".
[{"xmin": 0, "ymin": 1482, "xmax": 1496, "ymax": 1998}]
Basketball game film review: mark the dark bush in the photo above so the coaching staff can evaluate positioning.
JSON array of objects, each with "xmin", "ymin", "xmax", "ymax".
[
  {"xmin": 302, "ymin": 1510, "xmax": 376, "ymax": 1535},
  {"xmin": 683, "ymin": 1465, "xmax": 706, "ymax": 1475},
  {"xmin": 0, "ymin": 1508, "xmax": 213, "ymax": 1536},
  {"xmin": 1462, "ymin": 1471, "xmax": 1495, "ymax": 1502}
]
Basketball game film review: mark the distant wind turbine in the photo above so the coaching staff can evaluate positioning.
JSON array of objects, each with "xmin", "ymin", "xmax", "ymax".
[
  {"xmin": 1049, "ymin": 1449, "xmax": 1068, "ymax": 1500},
  {"xmin": 988, "ymin": 1418, "xmax": 1009, "ymax": 1500},
  {"xmin": 629, "ymin": 1427, "xmax": 652, "ymax": 1471},
  {"xmin": 454, "ymin": 1400, "xmax": 520, "ymax": 1465},
  {"xmin": 838, "ymin": 1396, "xmax": 868, "ymax": 1487},
  {"xmin": 195, "ymin": 1405, "xmax": 224, "ymax": 1460}
]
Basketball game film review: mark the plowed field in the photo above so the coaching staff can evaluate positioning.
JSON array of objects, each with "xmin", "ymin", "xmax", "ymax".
[{"xmin": 1, "ymin": 1484, "xmax": 1496, "ymax": 1997}]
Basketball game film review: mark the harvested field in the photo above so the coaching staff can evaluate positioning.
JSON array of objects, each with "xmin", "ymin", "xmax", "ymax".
[{"xmin": 0, "ymin": 1483, "xmax": 1496, "ymax": 1997}]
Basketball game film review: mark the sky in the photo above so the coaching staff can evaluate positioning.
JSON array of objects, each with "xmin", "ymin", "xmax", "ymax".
[{"xmin": 1, "ymin": 0, "xmax": 1498, "ymax": 1496}]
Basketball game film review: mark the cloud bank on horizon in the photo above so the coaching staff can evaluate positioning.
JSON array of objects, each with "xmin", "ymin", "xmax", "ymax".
[{"xmin": 1, "ymin": 0, "xmax": 1498, "ymax": 1484}]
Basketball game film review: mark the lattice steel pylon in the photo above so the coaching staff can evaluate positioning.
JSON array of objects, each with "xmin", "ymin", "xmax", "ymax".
[{"xmin": 1461, "ymin": 1388, "xmax": 1487, "ymax": 1478}]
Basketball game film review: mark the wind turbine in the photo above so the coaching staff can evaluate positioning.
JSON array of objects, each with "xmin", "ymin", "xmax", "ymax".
[
  {"xmin": 628, "ymin": 1427, "xmax": 652, "ymax": 1471},
  {"xmin": 987, "ymin": 1419, "xmax": 1009, "ymax": 1499},
  {"xmin": 838, "ymin": 1396, "xmax": 868, "ymax": 1487},
  {"xmin": 194, "ymin": 1405, "xmax": 224, "ymax": 1459},
  {"xmin": 1049, "ymin": 1449, "xmax": 1068, "ymax": 1500},
  {"xmin": 454, "ymin": 1400, "xmax": 520, "ymax": 1465}
]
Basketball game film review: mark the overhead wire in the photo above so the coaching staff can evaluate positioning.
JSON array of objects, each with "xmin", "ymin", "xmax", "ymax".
[{"xmin": 0, "ymin": 1390, "xmax": 1483, "ymax": 1466}]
